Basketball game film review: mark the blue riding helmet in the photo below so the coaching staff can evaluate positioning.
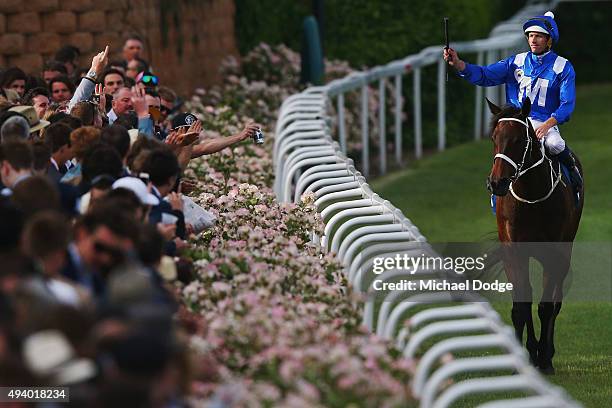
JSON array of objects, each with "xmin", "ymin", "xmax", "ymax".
[{"xmin": 523, "ymin": 11, "xmax": 559, "ymax": 44}]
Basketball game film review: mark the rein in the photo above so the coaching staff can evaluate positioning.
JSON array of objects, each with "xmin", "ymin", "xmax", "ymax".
[{"xmin": 494, "ymin": 117, "xmax": 561, "ymax": 204}]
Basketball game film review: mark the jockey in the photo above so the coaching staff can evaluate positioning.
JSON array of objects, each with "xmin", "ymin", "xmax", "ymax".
[{"xmin": 443, "ymin": 11, "xmax": 582, "ymax": 189}]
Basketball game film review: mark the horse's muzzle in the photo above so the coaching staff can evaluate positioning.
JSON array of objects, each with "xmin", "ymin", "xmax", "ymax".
[{"xmin": 487, "ymin": 177, "xmax": 511, "ymax": 196}]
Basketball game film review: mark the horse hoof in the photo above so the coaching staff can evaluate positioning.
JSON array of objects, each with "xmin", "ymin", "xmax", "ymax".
[{"xmin": 538, "ymin": 365, "xmax": 556, "ymax": 375}]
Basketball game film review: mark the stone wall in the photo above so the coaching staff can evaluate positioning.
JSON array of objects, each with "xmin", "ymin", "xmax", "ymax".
[{"xmin": 0, "ymin": 0, "xmax": 238, "ymax": 96}]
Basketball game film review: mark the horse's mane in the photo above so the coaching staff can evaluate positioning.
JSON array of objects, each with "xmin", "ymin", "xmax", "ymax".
[{"xmin": 489, "ymin": 104, "xmax": 523, "ymax": 136}]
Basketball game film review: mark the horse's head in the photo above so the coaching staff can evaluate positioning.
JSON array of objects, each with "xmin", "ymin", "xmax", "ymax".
[{"xmin": 486, "ymin": 98, "xmax": 535, "ymax": 196}]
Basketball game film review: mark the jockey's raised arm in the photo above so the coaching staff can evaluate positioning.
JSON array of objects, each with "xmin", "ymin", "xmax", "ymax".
[{"xmin": 443, "ymin": 11, "xmax": 582, "ymax": 191}]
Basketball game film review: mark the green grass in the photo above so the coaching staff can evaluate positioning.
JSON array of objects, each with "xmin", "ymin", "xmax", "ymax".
[{"xmin": 371, "ymin": 83, "xmax": 612, "ymax": 407}]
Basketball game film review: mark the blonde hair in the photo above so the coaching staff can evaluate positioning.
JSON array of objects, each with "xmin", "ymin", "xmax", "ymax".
[{"xmin": 70, "ymin": 126, "xmax": 101, "ymax": 161}]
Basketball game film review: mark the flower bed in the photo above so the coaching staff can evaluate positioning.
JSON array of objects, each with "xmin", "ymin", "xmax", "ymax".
[{"xmin": 177, "ymin": 44, "xmax": 416, "ymax": 407}]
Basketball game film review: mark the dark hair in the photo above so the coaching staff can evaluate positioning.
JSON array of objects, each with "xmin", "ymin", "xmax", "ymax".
[
  {"xmin": 109, "ymin": 60, "xmax": 128, "ymax": 70},
  {"xmin": 42, "ymin": 60, "xmax": 68, "ymax": 75},
  {"xmin": 57, "ymin": 115, "xmax": 82, "ymax": 130},
  {"xmin": 144, "ymin": 88, "xmax": 159, "ymax": 98},
  {"xmin": 81, "ymin": 144, "xmax": 123, "ymax": 185},
  {"xmin": 125, "ymin": 136, "xmax": 162, "ymax": 170},
  {"xmin": 102, "ymin": 68, "xmax": 126, "ymax": 84},
  {"xmin": 22, "ymin": 210, "xmax": 70, "ymax": 259},
  {"xmin": 140, "ymin": 148, "xmax": 180, "ymax": 187},
  {"xmin": 157, "ymin": 86, "xmax": 177, "ymax": 103},
  {"xmin": 70, "ymin": 101, "xmax": 97, "ymax": 126},
  {"xmin": 101, "ymin": 125, "xmax": 130, "ymax": 159},
  {"xmin": 101, "ymin": 188, "xmax": 142, "ymax": 218},
  {"xmin": 25, "ymin": 75, "xmax": 47, "ymax": 94},
  {"xmin": 31, "ymin": 141, "xmax": 51, "ymax": 172},
  {"xmin": 124, "ymin": 77, "xmax": 136, "ymax": 88},
  {"xmin": 124, "ymin": 34, "xmax": 144, "ymax": 44},
  {"xmin": 54, "ymin": 46, "xmax": 80, "ymax": 64},
  {"xmin": 136, "ymin": 224, "xmax": 164, "ymax": 267},
  {"xmin": 22, "ymin": 87, "xmax": 50, "ymax": 106},
  {"xmin": 48, "ymin": 76, "xmax": 76, "ymax": 95},
  {"xmin": 114, "ymin": 112, "xmax": 138, "ymax": 130},
  {"xmin": 0, "ymin": 67, "xmax": 27, "ymax": 89},
  {"xmin": 44, "ymin": 122, "xmax": 72, "ymax": 153},
  {"xmin": 0, "ymin": 199, "xmax": 24, "ymax": 252},
  {"xmin": 47, "ymin": 112, "xmax": 70, "ymax": 124},
  {"xmin": 79, "ymin": 202, "xmax": 138, "ymax": 242},
  {"xmin": 11, "ymin": 176, "xmax": 60, "ymax": 217},
  {"xmin": 0, "ymin": 140, "xmax": 32, "ymax": 170}
]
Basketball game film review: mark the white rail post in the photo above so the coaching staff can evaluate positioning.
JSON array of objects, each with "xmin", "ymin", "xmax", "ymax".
[
  {"xmin": 338, "ymin": 92, "xmax": 347, "ymax": 154},
  {"xmin": 500, "ymin": 48, "xmax": 509, "ymax": 104},
  {"xmin": 378, "ymin": 78, "xmax": 387, "ymax": 174},
  {"xmin": 394, "ymin": 74, "xmax": 403, "ymax": 166},
  {"xmin": 484, "ymin": 50, "xmax": 498, "ymax": 128},
  {"xmin": 474, "ymin": 51, "xmax": 484, "ymax": 140},
  {"xmin": 361, "ymin": 84, "xmax": 369, "ymax": 177},
  {"xmin": 437, "ymin": 57, "xmax": 446, "ymax": 151},
  {"xmin": 413, "ymin": 67, "xmax": 422, "ymax": 159}
]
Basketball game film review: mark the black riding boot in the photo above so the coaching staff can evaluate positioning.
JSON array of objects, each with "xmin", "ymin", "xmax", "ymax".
[{"xmin": 555, "ymin": 146, "xmax": 583, "ymax": 189}]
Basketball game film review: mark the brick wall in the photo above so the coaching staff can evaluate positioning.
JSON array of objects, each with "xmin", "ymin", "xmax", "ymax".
[{"xmin": 0, "ymin": 0, "xmax": 238, "ymax": 96}]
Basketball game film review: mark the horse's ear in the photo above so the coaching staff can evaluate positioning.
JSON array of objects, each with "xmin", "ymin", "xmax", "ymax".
[
  {"xmin": 521, "ymin": 97, "xmax": 532, "ymax": 117},
  {"xmin": 486, "ymin": 98, "xmax": 501, "ymax": 115}
]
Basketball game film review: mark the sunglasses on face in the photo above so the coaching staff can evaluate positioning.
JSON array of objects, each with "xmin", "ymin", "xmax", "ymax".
[
  {"xmin": 140, "ymin": 75, "xmax": 159, "ymax": 86},
  {"xmin": 159, "ymin": 105, "xmax": 172, "ymax": 115},
  {"xmin": 93, "ymin": 241, "xmax": 125, "ymax": 261}
]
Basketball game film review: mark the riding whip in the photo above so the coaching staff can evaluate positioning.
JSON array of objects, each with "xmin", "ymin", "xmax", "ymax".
[{"xmin": 444, "ymin": 17, "xmax": 449, "ymax": 82}]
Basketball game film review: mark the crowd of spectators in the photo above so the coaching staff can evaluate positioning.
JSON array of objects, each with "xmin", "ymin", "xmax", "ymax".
[{"xmin": 0, "ymin": 35, "xmax": 261, "ymax": 406}]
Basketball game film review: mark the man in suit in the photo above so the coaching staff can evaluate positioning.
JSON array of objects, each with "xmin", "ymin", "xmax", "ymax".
[
  {"xmin": 62, "ymin": 204, "xmax": 138, "ymax": 299},
  {"xmin": 0, "ymin": 140, "xmax": 32, "ymax": 196},
  {"xmin": 139, "ymin": 148, "xmax": 186, "ymax": 255},
  {"xmin": 44, "ymin": 122, "xmax": 73, "ymax": 183}
]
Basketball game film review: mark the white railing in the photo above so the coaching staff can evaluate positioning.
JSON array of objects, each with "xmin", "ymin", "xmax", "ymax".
[{"xmin": 273, "ymin": 1, "xmax": 581, "ymax": 407}]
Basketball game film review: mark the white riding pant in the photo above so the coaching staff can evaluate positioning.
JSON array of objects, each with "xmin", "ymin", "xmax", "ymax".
[{"xmin": 528, "ymin": 118, "xmax": 565, "ymax": 155}]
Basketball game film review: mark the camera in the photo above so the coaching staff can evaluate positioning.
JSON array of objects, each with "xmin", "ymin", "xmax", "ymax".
[{"xmin": 253, "ymin": 129, "xmax": 264, "ymax": 144}]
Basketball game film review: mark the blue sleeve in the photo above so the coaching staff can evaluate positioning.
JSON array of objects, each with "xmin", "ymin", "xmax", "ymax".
[
  {"xmin": 458, "ymin": 57, "xmax": 513, "ymax": 87},
  {"xmin": 551, "ymin": 63, "xmax": 575, "ymax": 125},
  {"xmin": 68, "ymin": 77, "xmax": 95, "ymax": 112},
  {"xmin": 138, "ymin": 116, "xmax": 154, "ymax": 138}
]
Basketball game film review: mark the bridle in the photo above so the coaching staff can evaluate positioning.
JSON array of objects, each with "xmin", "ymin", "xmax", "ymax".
[{"xmin": 493, "ymin": 117, "xmax": 561, "ymax": 204}]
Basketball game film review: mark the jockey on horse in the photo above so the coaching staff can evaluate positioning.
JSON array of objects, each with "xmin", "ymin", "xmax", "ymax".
[{"xmin": 443, "ymin": 11, "xmax": 583, "ymax": 194}]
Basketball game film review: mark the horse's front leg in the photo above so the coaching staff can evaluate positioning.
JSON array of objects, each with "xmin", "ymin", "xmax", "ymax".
[
  {"xmin": 537, "ymin": 244, "xmax": 571, "ymax": 375},
  {"xmin": 503, "ymin": 244, "xmax": 538, "ymax": 365}
]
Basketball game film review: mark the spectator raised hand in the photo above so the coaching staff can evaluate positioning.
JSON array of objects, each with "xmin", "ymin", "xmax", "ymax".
[
  {"xmin": 238, "ymin": 122, "xmax": 262, "ymax": 141},
  {"xmin": 167, "ymin": 192, "xmax": 183, "ymax": 212},
  {"xmin": 131, "ymin": 84, "xmax": 149, "ymax": 119},
  {"xmin": 91, "ymin": 45, "xmax": 109, "ymax": 77}
]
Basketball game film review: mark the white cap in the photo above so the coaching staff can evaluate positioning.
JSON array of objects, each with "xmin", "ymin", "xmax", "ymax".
[
  {"xmin": 112, "ymin": 176, "xmax": 159, "ymax": 206},
  {"xmin": 524, "ymin": 25, "xmax": 549, "ymax": 35},
  {"xmin": 23, "ymin": 330, "xmax": 97, "ymax": 385}
]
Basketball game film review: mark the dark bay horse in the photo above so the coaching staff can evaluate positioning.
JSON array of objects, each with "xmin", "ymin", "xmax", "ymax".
[{"xmin": 485, "ymin": 97, "xmax": 584, "ymax": 374}]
